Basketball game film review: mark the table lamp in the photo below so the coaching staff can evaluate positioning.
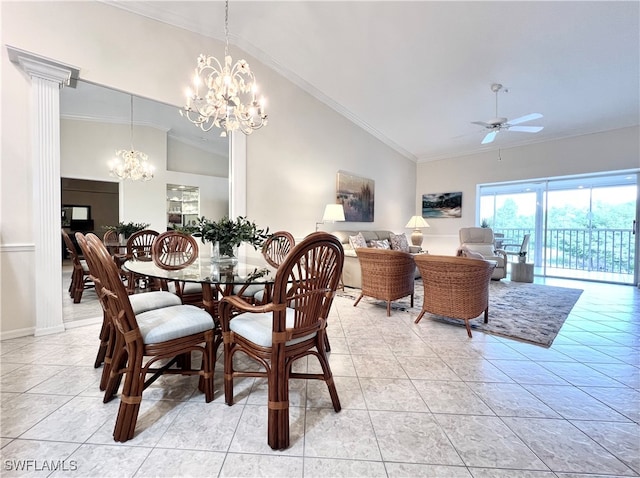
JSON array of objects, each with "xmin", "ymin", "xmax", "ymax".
[
  {"xmin": 405, "ymin": 215, "xmax": 430, "ymax": 246},
  {"xmin": 316, "ymin": 204, "xmax": 345, "ymax": 231}
]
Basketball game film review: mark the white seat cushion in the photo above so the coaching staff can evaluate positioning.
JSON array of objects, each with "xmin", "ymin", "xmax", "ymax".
[
  {"xmin": 232, "ymin": 283, "xmax": 265, "ymax": 297},
  {"xmin": 129, "ymin": 291, "xmax": 182, "ymax": 315},
  {"xmin": 230, "ymin": 308, "xmax": 316, "ymax": 347},
  {"xmin": 136, "ymin": 304, "xmax": 214, "ymax": 344},
  {"xmin": 180, "ymin": 282, "xmax": 203, "ymax": 295}
]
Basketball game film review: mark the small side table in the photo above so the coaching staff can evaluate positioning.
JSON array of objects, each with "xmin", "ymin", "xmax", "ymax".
[{"xmin": 511, "ymin": 262, "xmax": 534, "ymax": 283}]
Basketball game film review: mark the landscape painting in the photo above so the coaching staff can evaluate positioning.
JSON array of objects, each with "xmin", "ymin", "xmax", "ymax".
[
  {"xmin": 422, "ymin": 191, "xmax": 462, "ymax": 218},
  {"xmin": 336, "ymin": 171, "xmax": 374, "ymax": 222}
]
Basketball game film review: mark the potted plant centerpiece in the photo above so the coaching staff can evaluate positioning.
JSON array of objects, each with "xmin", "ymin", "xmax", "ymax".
[
  {"xmin": 195, "ymin": 216, "xmax": 269, "ymax": 264},
  {"xmin": 104, "ymin": 221, "xmax": 150, "ymax": 240}
]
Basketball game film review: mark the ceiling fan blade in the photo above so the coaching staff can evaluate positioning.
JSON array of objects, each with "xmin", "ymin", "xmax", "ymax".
[
  {"xmin": 471, "ymin": 121, "xmax": 492, "ymax": 128},
  {"xmin": 508, "ymin": 125, "xmax": 544, "ymax": 133},
  {"xmin": 508, "ymin": 113, "xmax": 543, "ymax": 126},
  {"xmin": 481, "ymin": 131, "xmax": 497, "ymax": 144}
]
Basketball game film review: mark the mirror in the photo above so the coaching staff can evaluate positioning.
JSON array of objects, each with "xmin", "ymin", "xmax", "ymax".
[
  {"xmin": 59, "ymin": 79, "xmax": 232, "ymax": 323},
  {"xmin": 60, "ymin": 79, "xmax": 229, "ymax": 173}
]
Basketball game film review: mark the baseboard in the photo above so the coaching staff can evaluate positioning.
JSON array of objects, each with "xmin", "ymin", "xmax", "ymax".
[
  {"xmin": 64, "ymin": 316, "xmax": 102, "ymax": 329},
  {"xmin": 0, "ymin": 326, "xmax": 36, "ymax": 341}
]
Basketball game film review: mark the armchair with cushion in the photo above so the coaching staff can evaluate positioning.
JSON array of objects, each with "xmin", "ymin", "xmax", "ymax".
[{"xmin": 457, "ymin": 227, "xmax": 507, "ymax": 280}]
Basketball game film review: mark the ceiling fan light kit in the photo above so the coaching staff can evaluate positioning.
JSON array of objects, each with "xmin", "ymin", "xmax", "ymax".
[{"xmin": 472, "ymin": 83, "xmax": 544, "ymax": 144}]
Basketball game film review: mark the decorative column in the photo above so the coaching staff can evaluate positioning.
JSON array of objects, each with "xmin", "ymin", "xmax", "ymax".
[{"xmin": 7, "ymin": 46, "xmax": 79, "ymax": 336}]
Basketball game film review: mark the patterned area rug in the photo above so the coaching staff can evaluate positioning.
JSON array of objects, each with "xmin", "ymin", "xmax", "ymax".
[{"xmin": 338, "ymin": 280, "xmax": 583, "ymax": 347}]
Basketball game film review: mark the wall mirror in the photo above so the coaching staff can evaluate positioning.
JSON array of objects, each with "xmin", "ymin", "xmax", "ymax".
[{"xmin": 59, "ymin": 79, "xmax": 232, "ymax": 323}]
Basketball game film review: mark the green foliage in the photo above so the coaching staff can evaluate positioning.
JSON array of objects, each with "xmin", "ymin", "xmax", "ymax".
[
  {"xmin": 103, "ymin": 221, "xmax": 150, "ymax": 238},
  {"xmin": 194, "ymin": 216, "xmax": 270, "ymax": 257}
]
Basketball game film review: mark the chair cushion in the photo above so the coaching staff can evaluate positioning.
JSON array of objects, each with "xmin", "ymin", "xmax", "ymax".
[
  {"xmin": 349, "ymin": 232, "xmax": 367, "ymax": 249},
  {"xmin": 389, "ymin": 232, "xmax": 410, "ymax": 252},
  {"xmin": 180, "ymin": 282, "xmax": 203, "ymax": 295},
  {"xmin": 465, "ymin": 244, "xmax": 495, "ymax": 257},
  {"xmin": 129, "ymin": 291, "xmax": 182, "ymax": 315},
  {"xmin": 137, "ymin": 304, "xmax": 214, "ymax": 344},
  {"xmin": 230, "ymin": 308, "xmax": 316, "ymax": 347},
  {"xmin": 232, "ymin": 283, "xmax": 265, "ymax": 297}
]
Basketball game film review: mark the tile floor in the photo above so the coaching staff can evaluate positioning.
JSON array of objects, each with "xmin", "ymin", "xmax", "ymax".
[{"xmin": 1, "ymin": 269, "xmax": 639, "ymax": 477}]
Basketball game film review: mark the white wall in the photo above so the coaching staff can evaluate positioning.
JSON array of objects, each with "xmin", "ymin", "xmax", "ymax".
[
  {"xmin": 0, "ymin": 1, "xmax": 417, "ymax": 336},
  {"xmin": 417, "ymin": 126, "xmax": 640, "ymax": 255}
]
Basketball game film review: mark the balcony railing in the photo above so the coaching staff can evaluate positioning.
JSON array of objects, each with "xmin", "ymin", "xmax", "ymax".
[{"xmin": 496, "ymin": 227, "xmax": 635, "ymax": 276}]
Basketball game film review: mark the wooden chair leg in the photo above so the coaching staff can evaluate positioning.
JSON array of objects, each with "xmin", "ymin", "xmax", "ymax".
[
  {"xmin": 353, "ymin": 293, "xmax": 364, "ymax": 307},
  {"xmin": 223, "ymin": 340, "xmax": 235, "ymax": 406},
  {"xmin": 267, "ymin": 350, "xmax": 289, "ymax": 450},
  {"xmin": 484, "ymin": 307, "xmax": 489, "ymax": 323},
  {"xmin": 324, "ymin": 333, "xmax": 331, "ymax": 352},
  {"xmin": 465, "ymin": 320, "xmax": 473, "ymax": 338},
  {"xmin": 386, "ymin": 301, "xmax": 391, "ymax": 317},
  {"xmin": 316, "ymin": 335, "xmax": 341, "ymax": 412},
  {"xmin": 414, "ymin": 310, "xmax": 426, "ymax": 324}
]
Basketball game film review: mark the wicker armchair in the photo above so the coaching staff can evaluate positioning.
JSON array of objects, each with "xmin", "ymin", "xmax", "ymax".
[
  {"xmin": 413, "ymin": 255, "xmax": 495, "ymax": 337},
  {"xmin": 353, "ymin": 248, "xmax": 415, "ymax": 316},
  {"xmin": 218, "ymin": 232, "xmax": 344, "ymax": 450}
]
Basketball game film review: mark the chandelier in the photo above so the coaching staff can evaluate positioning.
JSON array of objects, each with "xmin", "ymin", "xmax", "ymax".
[
  {"xmin": 180, "ymin": 0, "xmax": 267, "ymax": 137},
  {"xmin": 109, "ymin": 95, "xmax": 154, "ymax": 181}
]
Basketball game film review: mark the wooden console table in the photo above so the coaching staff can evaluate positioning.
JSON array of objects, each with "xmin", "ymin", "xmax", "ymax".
[{"xmin": 511, "ymin": 262, "xmax": 534, "ymax": 283}]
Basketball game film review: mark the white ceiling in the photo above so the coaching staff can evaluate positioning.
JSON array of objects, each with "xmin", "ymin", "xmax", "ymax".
[{"xmin": 103, "ymin": 0, "xmax": 639, "ymax": 162}]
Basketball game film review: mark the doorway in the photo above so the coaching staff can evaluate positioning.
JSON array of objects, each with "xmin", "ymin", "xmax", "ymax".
[{"xmin": 479, "ymin": 171, "xmax": 638, "ymax": 285}]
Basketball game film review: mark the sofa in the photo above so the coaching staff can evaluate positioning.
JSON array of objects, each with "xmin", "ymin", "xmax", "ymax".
[{"xmin": 332, "ymin": 230, "xmax": 422, "ymax": 289}]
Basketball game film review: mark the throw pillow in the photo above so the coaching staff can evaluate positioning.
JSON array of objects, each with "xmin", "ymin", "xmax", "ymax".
[
  {"xmin": 370, "ymin": 239, "xmax": 391, "ymax": 250},
  {"xmin": 389, "ymin": 232, "xmax": 410, "ymax": 252},
  {"xmin": 349, "ymin": 232, "xmax": 368, "ymax": 249}
]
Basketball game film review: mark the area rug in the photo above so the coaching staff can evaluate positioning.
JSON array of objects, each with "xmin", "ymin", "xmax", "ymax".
[{"xmin": 338, "ymin": 280, "xmax": 583, "ymax": 347}]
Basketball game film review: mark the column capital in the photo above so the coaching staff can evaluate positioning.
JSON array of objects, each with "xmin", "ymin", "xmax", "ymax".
[{"xmin": 6, "ymin": 45, "xmax": 79, "ymax": 86}]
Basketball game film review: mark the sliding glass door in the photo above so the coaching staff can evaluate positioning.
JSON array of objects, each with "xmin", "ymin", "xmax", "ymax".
[{"xmin": 479, "ymin": 171, "xmax": 638, "ymax": 285}]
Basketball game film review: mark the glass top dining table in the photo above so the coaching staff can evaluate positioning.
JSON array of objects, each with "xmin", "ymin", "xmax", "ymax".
[{"xmin": 123, "ymin": 256, "xmax": 277, "ymax": 318}]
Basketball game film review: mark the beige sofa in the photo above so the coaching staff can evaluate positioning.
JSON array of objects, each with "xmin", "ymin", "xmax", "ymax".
[{"xmin": 332, "ymin": 230, "xmax": 422, "ymax": 289}]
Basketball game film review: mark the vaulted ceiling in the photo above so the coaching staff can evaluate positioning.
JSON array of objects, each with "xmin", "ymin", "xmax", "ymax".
[{"xmin": 105, "ymin": 1, "xmax": 639, "ymax": 162}]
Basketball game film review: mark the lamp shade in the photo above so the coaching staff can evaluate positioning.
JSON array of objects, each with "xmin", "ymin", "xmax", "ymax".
[
  {"xmin": 405, "ymin": 215, "xmax": 430, "ymax": 229},
  {"xmin": 322, "ymin": 204, "xmax": 346, "ymax": 222}
]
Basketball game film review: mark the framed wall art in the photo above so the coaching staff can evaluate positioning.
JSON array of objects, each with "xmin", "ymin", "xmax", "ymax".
[
  {"xmin": 422, "ymin": 191, "xmax": 462, "ymax": 218},
  {"xmin": 336, "ymin": 171, "xmax": 374, "ymax": 222}
]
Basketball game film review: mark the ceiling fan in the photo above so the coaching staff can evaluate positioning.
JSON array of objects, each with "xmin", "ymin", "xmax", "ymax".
[{"xmin": 472, "ymin": 83, "xmax": 544, "ymax": 145}]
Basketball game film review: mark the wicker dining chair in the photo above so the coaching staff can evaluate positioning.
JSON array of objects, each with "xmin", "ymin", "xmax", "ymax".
[
  {"xmin": 76, "ymin": 233, "xmax": 183, "ymax": 390},
  {"xmin": 234, "ymin": 231, "xmax": 296, "ymax": 305},
  {"xmin": 353, "ymin": 248, "xmax": 415, "ymax": 316},
  {"xmin": 152, "ymin": 231, "xmax": 203, "ymax": 307},
  {"xmin": 61, "ymin": 229, "xmax": 94, "ymax": 303},
  {"xmin": 413, "ymin": 254, "xmax": 495, "ymax": 338},
  {"xmin": 125, "ymin": 229, "xmax": 159, "ymax": 293},
  {"xmin": 218, "ymin": 231, "xmax": 344, "ymax": 450},
  {"xmin": 83, "ymin": 233, "xmax": 215, "ymax": 442}
]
